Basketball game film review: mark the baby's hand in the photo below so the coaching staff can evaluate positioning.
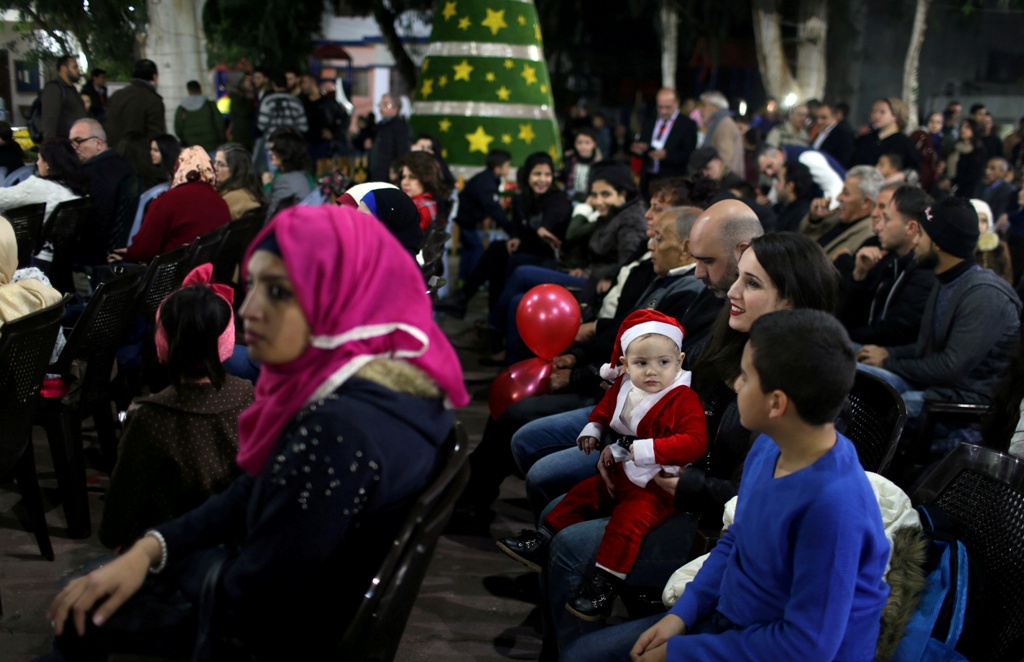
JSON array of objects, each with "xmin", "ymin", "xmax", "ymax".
[{"xmin": 577, "ymin": 435, "xmax": 600, "ymax": 455}]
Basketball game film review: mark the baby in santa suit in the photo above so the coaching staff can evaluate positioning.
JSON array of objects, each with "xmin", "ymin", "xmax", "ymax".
[{"xmin": 497, "ymin": 309, "xmax": 708, "ymax": 620}]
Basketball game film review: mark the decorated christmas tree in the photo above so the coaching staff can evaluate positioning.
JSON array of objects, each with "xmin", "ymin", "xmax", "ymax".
[{"xmin": 410, "ymin": 0, "xmax": 561, "ymax": 178}]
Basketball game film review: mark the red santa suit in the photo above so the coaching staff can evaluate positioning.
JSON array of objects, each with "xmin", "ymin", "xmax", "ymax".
[{"xmin": 543, "ymin": 313, "xmax": 708, "ymax": 576}]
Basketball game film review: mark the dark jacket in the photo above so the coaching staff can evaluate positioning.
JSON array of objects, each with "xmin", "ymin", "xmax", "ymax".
[
  {"xmin": 0, "ymin": 141, "xmax": 25, "ymax": 174},
  {"xmin": 840, "ymin": 249, "xmax": 935, "ymax": 347},
  {"xmin": 81, "ymin": 79, "xmax": 107, "ymax": 121},
  {"xmin": 80, "ymin": 149, "xmax": 139, "ymax": 264},
  {"xmin": 818, "ymin": 120, "xmax": 856, "ymax": 168},
  {"xmin": 634, "ymin": 113, "xmax": 698, "ymax": 178},
  {"xmin": 41, "ymin": 78, "xmax": 88, "ymax": 140},
  {"xmin": 978, "ymin": 178, "xmax": 1015, "ymax": 220},
  {"xmin": 174, "ymin": 97, "xmax": 225, "ymax": 152},
  {"xmin": 774, "ymin": 198, "xmax": 811, "ymax": 234},
  {"xmin": 455, "ymin": 168, "xmax": 509, "ymax": 230},
  {"xmin": 586, "ymin": 197, "xmax": 648, "ymax": 281},
  {"xmin": 884, "ymin": 265, "xmax": 1022, "ymax": 403},
  {"xmin": 368, "ymin": 116, "xmax": 410, "ymax": 183},
  {"xmin": 852, "ymin": 130, "xmax": 920, "ymax": 171},
  {"xmin": 155, "ymin": 378, "xmax": 454, "ymax": 660},
  {"xmin": 508, "ymin": 190, "xmax": 572, "ymax": 260},
  {"xmin": 105, "ymin": 79, "xmax": 167, "ymax": 149}
]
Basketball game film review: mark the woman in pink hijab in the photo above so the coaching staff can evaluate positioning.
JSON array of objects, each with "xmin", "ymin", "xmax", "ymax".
[{"xmin": 47, "ymin": 205, "xmax": 469, "ymax": 660}]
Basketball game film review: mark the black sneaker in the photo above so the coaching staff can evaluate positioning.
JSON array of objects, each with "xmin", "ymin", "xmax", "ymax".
[
  {"xmin": 435, "ymin": 293, "xmax": 468, "ymax": 319},
  {"xmin": 565, "ymin": 570, "xmax": 621, "ymax": 621},
  {"xmin": 495, "ymin": 529, "xmax": 550, "ymax": 572}
]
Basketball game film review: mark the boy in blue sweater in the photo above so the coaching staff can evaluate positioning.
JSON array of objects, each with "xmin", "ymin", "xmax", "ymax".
[{"xmin": 628, "ymin": 309, "xmax": 889, "ymax": 661}]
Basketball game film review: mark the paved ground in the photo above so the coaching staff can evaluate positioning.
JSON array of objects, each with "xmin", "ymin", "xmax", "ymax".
[{"xmin": 0, "ymin": 295, "xmax": 547, "ymax": 661}]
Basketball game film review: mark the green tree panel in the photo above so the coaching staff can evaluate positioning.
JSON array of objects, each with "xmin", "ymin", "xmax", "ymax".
[
  {"xmin": 418, "ymin": 56, "xmax": 551, "ymax": 104},
  {"xmin": 410, "ymin": 115, "xmax": 560, "ymax": 167},
  {"xmin": 430, "ymin": 0, "xmax": 544, "ymax": 46}
]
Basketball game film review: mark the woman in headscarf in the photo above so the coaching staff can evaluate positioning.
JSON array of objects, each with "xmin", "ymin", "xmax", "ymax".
[
  {"xmin": 119, "ymin": 146, "xmax": 231, "ymax": 263},
  {"xmin": 0, "ymin": 215, "xmax": 61, "ymax": 327},
  {"xmin": 46, "ymin": 205, "xmax": 469, "ymax": 660}
]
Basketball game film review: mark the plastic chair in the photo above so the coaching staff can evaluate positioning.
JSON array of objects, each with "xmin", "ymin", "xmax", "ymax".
[
  {"xmin": 843, "ymin": 370, "xmax": 907, "ymax": 475},
  {"xmin": 213, "ymin": 210, "xmax": 264, "ymax": 297},
  {"xmin": 912, "ymin": 443, "xmax": 1024, "ymax": 661},
  {"xmin": 2, "ymin": 164, "xmax": 34, "ymax": 187},
  {"xmin": 39, "ymin": 197, "xmax": 92, "ymax": 294},
  {"xmin": 338, "ymin": 422, "xmax": 470, "ymax": 662},
  {"xmin": 35, "ymin": 267, "xmax": 145, "ymax": 538},
  {"xmin": 183, "ymin": 224, "xmax": 228, "ymax": 275},
  {"xmin": 0, "ymin": 294, "xmax": 70, "ymax": 561},
  {"xmin": 134, "ymin": 245, "xmax": 190, "ymax": 319},
  {"xmin": 3, "ymin": 202, "xmax": 46, "ymax": 268},
  {"xmin": 127, "ymin": 182, "xmax": 170, "ymax": 246}
]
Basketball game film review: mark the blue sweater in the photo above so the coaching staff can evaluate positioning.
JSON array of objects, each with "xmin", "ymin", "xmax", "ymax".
[{"xmin": 668, "ymin": 433, "xmax": 889, "ymax": 661}]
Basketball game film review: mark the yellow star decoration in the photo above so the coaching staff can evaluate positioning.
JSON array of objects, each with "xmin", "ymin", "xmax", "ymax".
[
  {"xmin": 422, "ymin": 58, "xmax": 430, "ymax": 72},
  {"xmin": 453, "ymin": 59, "xmax": 474, "ymax": 82},
  {"xmin": 442, "ymin": 1, "xmax": 457, "ymax": 21},
  {"xmin": 501, "ymin": 134, "xmax": 513, "ymax": 144},
  {"xmin": 521, "ymin": 64, "xmax": 538, "ymax": 86},
  {"xmin": 438, "ymin": 75, "xmax": 449, "ymax": 87},
  {"xmin": 496, "ymin": 86, "xmax": 511, "ymax": 101},
  {"xmin": 419, "ymin": 78, "xmax": 434, "ymax": 99},
  {"xmin": 518, "ymin": 123, "xmax": 536, "ymax": 144},
  {"xmin": 442, "ymin": 148, "xmax": 448, "ymax": 159},
  {"xmin": 481, "ymin": 8, "xmax": 508, "ymax": 35},
  {"xmin": 458, "ymin": 16, "xmax": 471, "ymax": 30},
  {"xmin": 485, "ymin": 72, "xmax": 496, "ymax": 82},
  {"xmin": 540, "ymin": 84, "xmax": 548, "ymax": 94},
  {"xmin": 535, "ymin": 24, "xmax": 542, "ymax": 42},
  {"xmin": 504, "ymin": 59, "xmax": 514, "ymax": 69},
  {"xmin": 517, "ymin": 15, "xmax": 526, "ymax": 26},
  {"xmin": 548, "ymin": 144, "xmax": 559, "ymax": 161},
  {"xmin": 438, "ymin": 118, "xmax": 452, "ymax": 133},
  {"xmin": 466, "ymin": 126, "xmax": 495, "ymax": 154}
]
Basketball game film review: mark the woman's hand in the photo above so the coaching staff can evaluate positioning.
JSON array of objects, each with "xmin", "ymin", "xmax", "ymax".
[
  {"xmin": 596, "ymin": 279, "xmax": 613, "ymax": 295},
  {"xmin": 574, "ymin": 322, "xmax": 596, "ymax": 344},
  {"xmin": 549, "ymin": 368, "xmax": 570, "ymax": 392},
  {"xmin": 597, "ymin": 446, "xmax": 616, "ymax": 497},
  {"xmin": 536, "ymin": 226, "xmax": 561, "ymax": 250},
  {"xmin": 506, "ymin": 237, "xmax": 521, "ymax": 254},
  {"xmin": 578, "ymin": 435, "xmax": 600, "ymax": 455},
  {"xmin": 630, "ymin": 614, "xmax": 686, "ymax": 661},
  {"xmin": 652, "ymin": 470, "xmax": 679, "ymax": 496},
  {"xmin": 552, "ymin": 354, "xmax": 577, "ymax": 369},
  {"xmin": 261, "ymin": 172, "xmax": 274, "ymax": 186},
  {"xmin": 47, "ymin": 535, "xmax": 161, "ymax": 636},
  {"xmin": 106, "ymin": 248, "xmax": 126, "ymax": 263},
  {"xmin": 568, "ymin": 267, "xmax": 586, "ymax": 278},
  {"xmin": 856, "ymin": 344, "xmax": 889, "ymax": 367}
]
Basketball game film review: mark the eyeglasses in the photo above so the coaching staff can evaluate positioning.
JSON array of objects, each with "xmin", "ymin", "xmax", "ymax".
[
  {"xmin": 379, "ymin": 102, "xmax": 395, "ymax": 109},
  {"xmin": 71, "ymin": 136, "xmax": 99, "ymax": 146}
]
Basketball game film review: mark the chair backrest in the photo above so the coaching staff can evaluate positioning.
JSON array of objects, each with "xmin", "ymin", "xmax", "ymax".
[
  {"xmin": 41, "ymin": 197, "xmax": 92, "ymax": 294},
  {"xmin": 2, "ymin": 165, "xmax": 34, "ymax": 188},
  {"xmin": 55, "ymin": 268, "xmax": 144, "ymax": 407},
  {"xmin": 0, "ymin": 294, "xmax": 70, "ymax": 475},
  {"xmin": 338, "ymin": 422, "xmax": 470, "ymax": 662},
  {"xmin": 844, "ymin": 370, "xmax": 907, "ymax": 475},
  {"xmin": 183, "ymin": 224, "xmax": 228, "ymax": 274},
  {"xmin": 127, "ymin": 182, "xmax": 170, "ymax": 246},
  {"xmin": 135, "ymin": 245, "xmax": 190, "ymax": 318},
  {"xmin": 3, "ymin": 202, "xmax": 46, "ymax": 268},
  {"xmin": 912, "ymin": 444, "xmax": 1024, "ymax": 661},
  {"xmin": 212, "ymin": 211, "xmax": 264, "ymax": 286}
]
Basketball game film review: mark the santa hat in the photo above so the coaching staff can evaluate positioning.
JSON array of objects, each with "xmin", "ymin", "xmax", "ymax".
[{"xmin": 599, "ymin": 310, "xmax": 685, "ymax": 381}]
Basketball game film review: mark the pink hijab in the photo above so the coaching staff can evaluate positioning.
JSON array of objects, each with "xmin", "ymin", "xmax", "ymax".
[{"xmin": 235, "ymin": 205, "xmax": 469, "ymax": 475}]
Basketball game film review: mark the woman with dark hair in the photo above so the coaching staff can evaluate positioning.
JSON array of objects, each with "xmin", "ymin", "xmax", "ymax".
[
  {"xmin": 396, "ymin": 150, "xmax": 451, "ymax": 231},
  {"xmin": 213, "ymin": 142, "xmax": 265, "ymax": 219},
  {"xmin": 150, "ymin": 133, "xmax": 181, "ymax": 182},
  {"xmin": 98, "ymin": 265, "xmax": 254, "ymax": 550},
  {"xmin": 262, "ymin": 128, "xmax": 313, "ymax": 219},
  {"xmin": 851, "ymin": 97, "xmax": 920, "ymax": 171},
  {"xmin": 0, "ymin": 138, "xmax": 86, "ymax": 223},
  {"xmin": 117, "ymin": 131, "xmax": 170, "ymax": 191},
  {"xmin": 0, "ymin": 120, "xmax": 25, "ymax": 173},
  {"xmin": 46, "ymin": 205, "xmax": 467, "ymax": 660},
  {"xmin": 559, "ymin": 127, "xmax": 603, "ymax": 202},
  {"xmin": 118, "ymin": 146, "xmax": 232, "ymax": 263},
  {"xmin": 946, "ymin": 118, "xmax": 988, "ymax": 199}
]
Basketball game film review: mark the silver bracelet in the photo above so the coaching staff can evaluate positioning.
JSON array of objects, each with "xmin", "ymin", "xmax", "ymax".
[{"xmin": 144, "ymin": 530, "xmax": 168, "ymax": 574}]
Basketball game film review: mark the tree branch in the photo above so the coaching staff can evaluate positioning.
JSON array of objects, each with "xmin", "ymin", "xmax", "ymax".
[{"xmin": 371, "ymin": 1, "xmax": 419, "ymax": 92}]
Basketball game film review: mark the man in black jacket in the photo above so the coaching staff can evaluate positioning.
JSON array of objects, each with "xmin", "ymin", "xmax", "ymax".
[
  {"xmin": 630, "ymin": 88, "xmax": 697, "ymax": 200},
  {"xmin": 367, "ymin": 93, "xmax": 410, "ymax": 183},
  {"xmin": 841, "ymin": 184, "xmax": 935, "ymax": 347},
  {"xmin": 812, "ymin": 102, "xmax": 855, "ymax": 168},
  {"xmin": 41, "ymin": 55, "xmax": 88, "ymax": 140}
]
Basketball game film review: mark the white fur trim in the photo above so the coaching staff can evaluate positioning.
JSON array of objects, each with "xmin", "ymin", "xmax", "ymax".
[
  {"xmin": 620, "ymin": 321, "xmax": 683, "ymax": 355},
  {"xmin": 579, "ymin": 422, "xmax": 604, "ymax": 442},
  {"xmin": 599, "ymin": 363, "xmax": 620, "ymax": 381},
  {"xmin": 631, "ymin": 438, "xmax": 656, "ymax": 466}
]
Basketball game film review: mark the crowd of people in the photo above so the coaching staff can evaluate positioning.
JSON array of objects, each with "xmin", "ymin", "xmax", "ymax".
[{"xmin": 1, "ymin": 55, "xmax": 1020, "ymax": 660}]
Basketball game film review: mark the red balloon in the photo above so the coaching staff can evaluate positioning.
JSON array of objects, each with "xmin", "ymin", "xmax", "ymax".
[
  {"xmin": 516, "ymin": 284, "xmax": 581, "ymax": 360},
  {"xmin": 488, "ymin": 358, "xmax": 553, "ymax": 419}
]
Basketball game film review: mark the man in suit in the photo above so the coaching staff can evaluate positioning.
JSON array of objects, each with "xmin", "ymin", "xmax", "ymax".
[
  {"xmin": 813, "ymin": 102, "xmax": 855, "ymax": 168},
  {"xmin": 631, "ymin": 88, "xmax": 697, "ymax": 200},
  {"xmin": 978, "ymin": 157, "xmax": 1015, "ymax": 219}
]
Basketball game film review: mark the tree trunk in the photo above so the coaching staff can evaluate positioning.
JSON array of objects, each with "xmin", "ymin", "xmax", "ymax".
[
  {"xmin": 752, "ymin": 0, "xmax": 794, "ymax": 101},
  {"xmin": 371, "ymin": 2, "xmax": 419, "ymax": 92},
  {"xmin": 902, "ymin": 0, "xmax": 931, "ymax": 132},
  {"xmin": 795, "ymin": 0, "xmax": 828, "ymax": 101},
  {"xmin": 660, "ymin": 0, "xmax": 678, "ymax": 89},
  {"xmin": 825, "ymin": 0, "xmax": 867, "ymax": 121}
]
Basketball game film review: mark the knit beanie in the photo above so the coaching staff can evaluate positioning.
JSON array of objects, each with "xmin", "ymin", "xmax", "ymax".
[
  {"xmin": 599, "ymin": 310, "xmax": 685, "ymax": 381},
  {"xmin": 920, "ymin": 197, "xmax": 980, "ymax": 260}
]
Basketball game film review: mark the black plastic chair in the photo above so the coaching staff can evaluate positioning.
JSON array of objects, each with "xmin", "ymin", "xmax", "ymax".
[
  {"xmin": 183, "ymin": 225, "xmax": 228, "ymax": 275},
  {"xmin": 213, "ymin": 211, "xmax": 264, "ymax": 303},
  {"xmin": 0, "ymin": 294, "xmax": 70, "ymax": 561},
  {"xmin": 36, "ymin": 267, "xmax": 145, "ymax": 538},
  {"xmin": 40, "ymin": 197, "xmax": 92, "ymax": 294},
  {"xmin": 912, "ymin": 443, "xmax": 1024, "ymax": 662},
  {"xmin": 134, "ymin": 245, "xmax": 190, "ymax": 319},
  {"xmin": 843, "ymin": 370, "xmax": 907, "ymax": 475},
  {"xmin": 338, "ymin": 422, "xmax": 470, "ymax": 662},
  {"xmin": 4, "ymin": 202, "xmax": 46, "ymax": 268}
]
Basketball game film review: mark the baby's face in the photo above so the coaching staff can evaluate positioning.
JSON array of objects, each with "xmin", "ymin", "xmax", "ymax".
[{"xmin": 621, "ymin": 335, "xmax": 683, "ymax": 394}]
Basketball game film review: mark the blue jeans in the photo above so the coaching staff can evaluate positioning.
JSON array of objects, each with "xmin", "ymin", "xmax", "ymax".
[
  {"xmin": 560, "ymin": 612, "xmax": 664, "ymax": 661},
  {"xmin": 457, "ymin": 227, "xmax": 484, "ymax": 284},
  {"xmin": 488, "ymin": 264, "xmax": 585, "ymax": 364},
  {"xmin": 855, "ymin": 363, "xmax": 924, "ymax": 417},
  {"xmin": 512, "ymin": 406, "xmax": 596, "ymax": 517}
]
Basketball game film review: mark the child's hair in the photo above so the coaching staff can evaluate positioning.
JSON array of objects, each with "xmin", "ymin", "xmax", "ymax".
[
  {"xmin": 747, "ymin": 309, "xmax": 855, "ymax": 426},
  {"xmin": 159, "ymin": 285, "xmax": 232, "ymax": 388}
]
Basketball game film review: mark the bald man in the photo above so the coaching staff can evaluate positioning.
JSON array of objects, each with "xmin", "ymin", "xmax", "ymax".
[{"xmin": 631, "ymin": 88, "xmax": 697, "ymax": 199}]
